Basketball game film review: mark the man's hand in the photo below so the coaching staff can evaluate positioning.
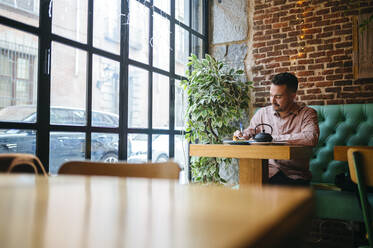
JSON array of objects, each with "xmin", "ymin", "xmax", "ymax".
[{"xmin": 233, "ymin": 129, "xmax": 251, "ymax": 140}]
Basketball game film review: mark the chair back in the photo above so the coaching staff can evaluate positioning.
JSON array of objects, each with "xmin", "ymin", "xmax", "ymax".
[
  {"xmin": 58, "ymin": 160, "xmax": 180, "ymax": 179},
  {"xmin": 0, "ymin": 153, "xmax": 47, "ymax": 176},
  {"xmin": 347, "ymin": 148, "xmax": 373, "ymax": 187}
]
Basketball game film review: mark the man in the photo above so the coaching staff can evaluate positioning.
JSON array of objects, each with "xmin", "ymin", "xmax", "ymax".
[{"xmin": 234, "ymin": 72, "xmax": 319, "ymax": 186}]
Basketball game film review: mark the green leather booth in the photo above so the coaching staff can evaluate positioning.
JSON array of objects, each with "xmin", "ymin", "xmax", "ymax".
[{"xmin": 309, "ymin": 103, "xmax": 373, "ymax": 221}]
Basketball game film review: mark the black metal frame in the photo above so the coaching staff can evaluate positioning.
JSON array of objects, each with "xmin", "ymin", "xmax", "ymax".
[{"xmin": 0, "ymin": 0, "xmax": 208, "ymax": 173}]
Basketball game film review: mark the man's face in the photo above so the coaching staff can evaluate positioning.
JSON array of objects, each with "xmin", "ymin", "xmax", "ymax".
[{"xmin": 269, "ymin": 84, "xmax": 296, "ymax": 113}]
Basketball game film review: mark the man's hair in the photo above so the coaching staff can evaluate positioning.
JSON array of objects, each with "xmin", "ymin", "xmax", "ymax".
[{"xmin": 271, "ymin": 72, "xmax": 298, "ymax": 92}]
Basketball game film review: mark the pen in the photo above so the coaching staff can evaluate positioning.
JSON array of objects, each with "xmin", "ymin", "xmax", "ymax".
[{"xmin": 240, "ymin": 123, "xmax": 243, "ymax": 133}]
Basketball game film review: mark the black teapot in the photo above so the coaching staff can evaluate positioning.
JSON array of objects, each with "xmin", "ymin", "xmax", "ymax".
[{"xmin": 253, "ymin": 123, "xmax": 273, "ymax": 142}]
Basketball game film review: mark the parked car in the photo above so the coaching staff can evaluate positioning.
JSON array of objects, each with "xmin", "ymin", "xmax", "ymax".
[
  {"xmin": 0, "ymin": 105, "xmax": 119, "ymax": 173},
  {"xmin": 0, "ymin": 105, "xmax": 173, "ymax": 173}
]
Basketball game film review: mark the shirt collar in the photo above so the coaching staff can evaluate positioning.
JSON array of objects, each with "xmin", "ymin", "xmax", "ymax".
[{"xmin": 272, "ymin": 102, "xmax": 302, "ymax": 117}]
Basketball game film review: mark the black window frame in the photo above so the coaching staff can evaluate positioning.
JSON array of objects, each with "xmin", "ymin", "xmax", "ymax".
[{"xmin": 0, "ymin": 0, "xmax": 209, "ymax": 173}]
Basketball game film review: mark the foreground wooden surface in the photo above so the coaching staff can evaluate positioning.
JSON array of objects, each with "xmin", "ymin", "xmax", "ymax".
[
  {"xmin": 334, "ymin": 146, "xmax": 373, "ymax": 161},
  {"xmin": 190, "ymin": 144, "xmax": 313, "ymax": 185},
  {"xmin": 0, "ymin": 174, "xmax": 314, "ymax": 248}
]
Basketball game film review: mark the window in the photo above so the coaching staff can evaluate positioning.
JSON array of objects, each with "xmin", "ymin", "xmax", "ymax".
[{"xmin": 0, "ymin": 0, "xmax": 208, "ymax": 179}]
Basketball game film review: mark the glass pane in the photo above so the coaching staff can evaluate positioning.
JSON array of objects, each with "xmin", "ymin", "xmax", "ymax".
[
  {"xmin": 93, "ymin": 0, "xmax": 121, "ymax": 54},
  {"xmin": 52, "ymin": 0, "xmax": 88, "ymax": 43},
  {"xmin": 0, "ymin": 0, "xmax": 39, "ymax": 26},
  {"xmin": 176, "ymin": 0, "xmax": 190, "ymax": 26},
  {"xmin": 175, "ymin": 80, "xmax": 186, "ymax": 130},
  {"xmin": 175, "ymin": 25, "xmax": 189, "ymax": 76},
  {"xmin": 174, "ymin": 135, "xmax": 188, "ymax": 170},
  {"xmin": 153, "ymin": 0, "xmax": 170, "ymax": 15},
  {"xmin": 152, "ymin": 13, "xmax": 169, "ymax": 71},
  {"xmin": 128, "ymin": 133, "xmax": 147, "ymax": 163},
  {"xmin": 92, "ymin": 55, "xmax": 119, "ymax": 127},
  {"xmin": 192, "ymin": 34, "xmax": 203, "ymax": 59},
  {"xmin": 152, "ymin": 73, "xmax": 169, "ymax": 129},
  {"xmin": 191, "ymin": 0, "xmax": 203, "ymax": 34},
  {"xmin": 49, "ymin": 132, "xmax": 85, "ymax": 174},
  {"xmin": 51, "ymin": 42, "xmax": 87, "ymax": 125},
  {"xmin": 0, "ymin": 129, "xmax": 36, "ymax": 154},
  {"xmin": 0, "ymin": 25, "xmax": 38, "ymax": 118},
  {"xmin": 152, "ymin": 134, "xmax": 168, "ymax": 162},
  {"xmin": 128, "ymin": 66, "xmax": 148, "ymax": 128},
  {"xmin": 91, "ymin": 133, "xmax": 118, "ymax": 162},
  {"xmin": 129, "ymin": 0, "xmax": 149, "ymax": 64}
]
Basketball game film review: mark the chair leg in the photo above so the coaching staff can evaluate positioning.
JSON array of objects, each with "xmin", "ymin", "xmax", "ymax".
[{"xmin": 353, "ymin": 152, "xmax": 373, "ymax": 248}]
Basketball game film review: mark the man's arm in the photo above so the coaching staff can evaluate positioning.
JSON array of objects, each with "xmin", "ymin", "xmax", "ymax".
[{"xmin": 272, "ymin": 108, "xmax": 319, "ymax": 146}]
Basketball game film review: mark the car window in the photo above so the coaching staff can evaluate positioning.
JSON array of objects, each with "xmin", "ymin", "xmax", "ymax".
[{"xmin": 92, "ymin": 112, "xmax": 118, "ymax": 127}]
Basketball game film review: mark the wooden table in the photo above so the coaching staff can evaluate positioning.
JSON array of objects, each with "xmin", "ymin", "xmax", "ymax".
[
  {"xmin": 190, "ymin": 144, "xmax": 313, "ymax": 185},
  {"xmin": 0, "ymin": 174, "xmax": 314, "ymax": 248},
  {"xmin": 334, "ymin": 146, "xmax": 373, "ymax": 161}
]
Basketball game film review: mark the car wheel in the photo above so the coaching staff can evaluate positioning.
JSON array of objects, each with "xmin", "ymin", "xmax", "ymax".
[
  {"xmin": 155, "ymin": 154, "xmax": 168, "ymax": 162},
  {"xmin": 101, "ymin": 153, "xmax": 118, "ymax": 163}
]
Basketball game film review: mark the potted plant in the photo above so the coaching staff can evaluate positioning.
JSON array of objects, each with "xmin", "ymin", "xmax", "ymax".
[{"xmin": 181, "ymin": 54, "xmax": 252, "ymax": 183}]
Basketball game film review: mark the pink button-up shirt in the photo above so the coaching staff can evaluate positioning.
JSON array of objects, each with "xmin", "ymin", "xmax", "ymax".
[{"xmin": 247, "ymin": 103, "xmax": 319, "ymax": 180}]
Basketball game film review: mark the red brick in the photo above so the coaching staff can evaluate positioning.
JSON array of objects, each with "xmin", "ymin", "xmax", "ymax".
[
  {"xmin": 259, "ymin": 46, "xmax": 273, "ymax": 53},
  {"xmin": 300, "ymin": 95, "xmax": 317, "ymax": 100},
  {"xmin": 335, "ymin": 42, "xmax": 352, "ymax": 48},
  {"xmin": 273, "ymin": 11, "xmax": 288, "ymax": 18},
  {"xmin": 334, "ymin": 55, "xmax": 350, "ymax": 61},
  {"xmin": 288, "ymin": 30, "xmax": 301, "ymax": 37},
  {"xmin": 299, "ymin": 82, "xmax": 314, "ymax": 89},
  {"xmin": 275, "ymin": 44, "xmax": 288, "ymax": 50},
  {"xmin": 255, "ymin": 4, "xmax": 272, "ymax": 11},
  {"xmin": 267, "ymin": 40, "xmax": 281, "ymax": 46},
  {"xmin": 283, "ymin": 49, "xmax": 298, "ymax": 55},
  {"xmin": 316, "ymin": 32, "xmax": 333, "ymax": 38},
  {"xmin": 280, "ymin": 14, "xmax": 297, "ymax": 22},
  {"xmin": 253, "ymin": 42, "xmax": 266, "ymax": 48},
  {"xmin": 275, "ymin": 67, "xmax": 289, "ymax": 73},
  {"xmin": 342, "ymin": 23, "xmax": 353, "ymax": 29},
  {"xmin": 297, "ymin": 71, "xmax": 314, "ymax": 76},
  {"xmin": 335, "ymin": 29, "xmax": 352, "ymax": 35},
  {"xmin": 273, "ymin": 33, "xmax": 287, "ymax": 39},
  {"xmin": 253, "ymin": 35, "xmax": 272, "ymax": 41},
  {"xmin": 307, "ymin": 88, "xmax": 321, "ymax": 94},
  {"xmin": 334, "ymin": 80, "xmax": 352, "ymax": 86},
  {"xmin": 290, "ymin": 65, "xmax": 306, "ymax": 71},
  {"xmin": 260, "ymin": 69, "xmax": 274, "ymax": 75},
  {"xmin": 253, "ymin": 76, "xmax": 266, "ymax": 82},
  {"xmin": 254, "ymin": 20, "xmax": 264, "ymax": 26},
  {"xmin": 326, "ymin": 49, "xmax": 344, "ymax": 56},
  {"xmin": 323, "ymin": 25, "xmax": 341, "ymax": 32},
  {"xmin": 325, "ymin": 37, "xmax": 341, "ymax": 44},
  {"xmin": 283, "ymin": 37, "xmax": 298, "ymax": 43},
  {"xmin": 274, "ymin": 56, "xmax": 290, "ymax": 62},
  {"xmin": 273, "ymin": 0, "xmax": 287, "ymax": 6},
  {"xmin": 266, "ymin": 63, "xmax": 280, "ymax": 69},
  {"xmin": 335, "ymin": 67, "xmax": 352, "ymax": 74},
  {"xmin": 307, "ymin": 39, "xmax": 322, "ymax": 45},
  {"xmin": 254, "ymin": 31, "xmax": 264, "ymax": 37},
  {"xmin": 316, "ymin": 57, "xmax": 332, "ymax": 63},
  {"xmin": 280, "ymin": 3, "xmax": 296, "ymax": 10},
  {"xmin": 316, "ymin": 9, "xmax": 330, "ymax": 15},
  {"xmin": 317, "ymin": 44, "xmax": 334, "ymax": 51},
  {"xmin": 317, "ymin": 94, "xmax": 335, "ymax": 99},
  {"xmin": 324, "ymin": 13, "xmax": 340, "ymax": 20},
  {"xmin": 316, "ymin": 81, "xmax": 333, "ymax": 87},
  {"xmin": 308, "ymin": 64, "xmax": 324, "ymax": 70},
  {"xmin": 308, "ymin": 100, "xmax": 325, "ymax": 105},
  {"xmin": 313, "ymin": 20, "xmax": 331, "ymax": 27},
  {"xmin": 327, "ymin": 100, "xmax": 344, "ymax": 104},
  {"xmin": 254, "ymin": 87, "xmax": 266, "ymax": 92},
  {"xmin": 267, "ymin": 51, "xmax": 282, "ymax": 57},
  {"xmin": 343, "ymin": 86, "xmax": 361, "ymax": 91},
  {"xmin": 265, "ymin": 29, "xmax": 280, "ymax": 35},
  {"xmin": 330, "ymin": 17, "xmax": 350, "ymax": 25},
  {"xmin": 273, "ymin": 22, "xmax": 288, "ymax": 29},
  {"xmin": 325, "ymin": 87, "xmax": 341, "ymax": 92},
  {"xmin": 281, "ymin": 62, "xmax": 291, "ymax": 66},
  {"xmin": 309, "ymin": 51, "xmax": 325, "ymax": 58},
  {"xmin": 265, "ymin": 18, "xmax": 280, "ymax": 25},
  {"xmin": 326, "ymin": 74, "xmax": 343, "ymax": 80},
  {"xmin": 308, "ymin": 76, "xmax": 325, "ymax": 81},
  {"xmin": 254, "ymin": 54, "xmax": 266, "ymax": 59},
  {"xmin": 322, "ymin": 70, "xmax": 334, "ymax": 75},
  {"xmin": 305, "ymin": 16, "xmax": 322, "ymax": 23}
]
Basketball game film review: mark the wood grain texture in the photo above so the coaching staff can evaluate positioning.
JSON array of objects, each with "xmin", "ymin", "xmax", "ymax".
[
  {"xmin": 239, "ymin": 159, "xmax": 268, "ymax": 185},
  {"xmin": 189, "ymin": 144, "xmax": 313, "ymax": 160},
  {"xmin": 0, "ymin": 174, "xmax": 314, "ymax": 248},
  {"xmin": 334, "ymin": 146, "xmax": 373, "ymax": 161}
]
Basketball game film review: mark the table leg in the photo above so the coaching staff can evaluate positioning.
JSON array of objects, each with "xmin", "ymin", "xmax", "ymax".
[{"xmin": 239, "ymin": 158, "xmax": 268, "ymax": 185}]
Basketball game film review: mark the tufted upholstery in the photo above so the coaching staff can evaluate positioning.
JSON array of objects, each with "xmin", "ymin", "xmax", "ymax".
[{"xmin": 309, "ymin": 104, "xmax": 373, "ymax": 184}]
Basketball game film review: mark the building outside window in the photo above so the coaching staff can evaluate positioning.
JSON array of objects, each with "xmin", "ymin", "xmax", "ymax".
[{"xmin": 0, "ymin": 0, "xmax": 208, "ymax": 182}]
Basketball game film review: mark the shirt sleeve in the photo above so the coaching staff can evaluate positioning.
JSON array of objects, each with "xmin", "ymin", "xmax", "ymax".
[
  {"xmin": 272, "ymin": 108, "xmax": 319, "ymax": 146},
  {"xmin": 246, "ymin": 109, "xmax": 264, "ymax": 137}
]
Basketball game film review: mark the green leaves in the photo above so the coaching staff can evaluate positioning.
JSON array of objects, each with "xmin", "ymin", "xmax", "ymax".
[{"xmin": 183, "ymin": 53, "xmax": 253, "ymax": 183}]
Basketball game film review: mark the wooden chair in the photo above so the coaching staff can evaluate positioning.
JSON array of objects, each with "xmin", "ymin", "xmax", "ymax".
[
  {"xmin": 58, "ymin": 160, "xmax": 181, "ymax": 179},
  {"xmin": 347, "ymin": 148, "xmax": 373, "ymax": 248},
  {"xmin": 0, "ymin": 153, "xmax": 47, "ymax": 176}
]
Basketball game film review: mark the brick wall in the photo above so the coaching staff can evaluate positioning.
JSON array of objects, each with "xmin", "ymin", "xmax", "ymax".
[{"xmin": 251, "ymin": 0, "xmax": 373, "ymax": 107}]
